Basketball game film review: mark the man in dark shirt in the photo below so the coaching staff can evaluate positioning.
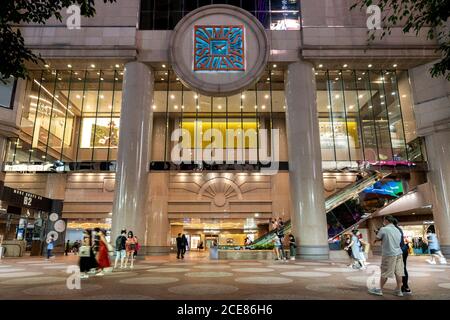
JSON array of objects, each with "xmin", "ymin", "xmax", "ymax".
[
  {"xmin": 393, "ymin": 219, "xmax": 412, "ymax": 295},
  {"xmin": 176, "ymin": 233, "xmax": 183, "ymax": 259}
]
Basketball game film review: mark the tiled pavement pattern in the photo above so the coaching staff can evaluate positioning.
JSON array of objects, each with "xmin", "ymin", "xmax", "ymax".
[{"xmin": 0, "ymin": 254, "xmax": 449, "ymax": 300}]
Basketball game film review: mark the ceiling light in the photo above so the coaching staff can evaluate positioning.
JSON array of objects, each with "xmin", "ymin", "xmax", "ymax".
[
  {"xmin": 218, "ymin": 105, "xmax": 222, "ymax": 110},
  {"xmin": 90, "ymin": 64, "xmax": 95, "ymax": 68},
  {"xmin": 261, "ymin": 105, "xmax": 266, "ymax": 109},
  {"xmin": 358, "ymin": 94, "xmax": 363, "ymax": 99},
  {"xmin": 335, "ymin": 94, "xmax": 340, "ymax": 99},
  {"xmin": 368, "ymin": 64, "xmax": 372, "ymax": 68},
  {"xmin": 174, "ymin": 105, "xmax": 178, "ymax": 109},
  {"xmin": 335, "ymin": 77, "xmax": 339, "ymax": 81},
  {"xmin": 315, "ymin": 72, "xmax": 318, "ymax": 75},
  {"xmin": 152, "ymin": 105, "xmax": 156, "ymax": 110},
  {"xmin": 349, "ymin": 105, "xmax": 354, "ymax": 109},
  {"xmin": 100, "ymin": 77, "xmax": 104, "ymax": 81},
  {"xmin": 273, "ymin": 64, "xmax": 277, "ymax": 68},
  {"xmin": 327, "ymin": 105, "xmax": 331, "ymax": 109},
  {"xmin": 161, "ymin": 78, "xmax": 164, "ymax": 81},
  {"xmin": 343, "ymin": 64, "xmax": 348, "ymax": 68},
  {"xmin": 115, "ymin": 64, "xmax": 120, "ymax": 68},
  {"xmin": 196, "ymin": 105, "xmax": 200, "ymax": 109},
  {"xmin": 318, "ymin": 64, "xmax": 323, "ymax": 68},
  {"xmin": 170, "ymin": 94, "xmax": 175, "ymax": 99},
  {"xmin": 358, "ymin": 77, "xmax": 362, "ymax": 80},
  {"xmin": 78, "ymin": 78, "xmax": 82, "ymax": 81},
  {"xmin": 369, "ymin": 105, "xmax": 373, "ymax": 109},
  {"xmin": 265, "ymin": 95, "xmax": 269, "ymax": 99},
  {"xmin": 393, "ymin": 64, "xmax": 398, "ymax": 68},
  {"xmin": 267, "ymin": 77, "xmax": 270, "ymax": 81},
  {"xmin": 44, "ymin": 64, "xmax": 50, "ymax": 68},
  {"xmin": 162, "ymin": 64, "xmax": 166, "ymax": 68},
  {"xmin": 100, "ymin": 95, "xmax": 104, "ymax": 99},
  {"xmin": 241, "ymin": 94, "xmax": 245, "ymax": 99},
  {"xmin": 194, "ymin": 95, "xmax": 198, "ymax": 99},
  {"xmin": 67, "ymin": 64, "xmax": 72, "ymax": 68}
]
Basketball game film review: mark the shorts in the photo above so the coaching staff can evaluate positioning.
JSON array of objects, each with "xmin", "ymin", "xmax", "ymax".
[
  {"xmin": 430, "ymin": 249, "xmax": 441, "ymax": 255},
  {"xmin": 115, "ymin": 249, "xmax": 126, "ymax": 259},
  {"xmin": 381, "ymin": 254, "xmax": 405, "ymax": 278}
]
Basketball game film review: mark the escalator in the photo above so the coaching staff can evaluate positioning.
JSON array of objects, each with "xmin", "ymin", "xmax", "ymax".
[{"xmin": 250, "ymin": 170, "xmax": 388, "ymax": 247}]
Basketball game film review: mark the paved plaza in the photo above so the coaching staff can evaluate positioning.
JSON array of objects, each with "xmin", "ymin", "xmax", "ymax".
[{"xmin": 0, "ymin": 254, "xmax": 449, "ymax": 300}]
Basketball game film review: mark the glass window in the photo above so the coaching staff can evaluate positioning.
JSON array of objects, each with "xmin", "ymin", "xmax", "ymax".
[
  {"xmin": 0, "ymin": 76, "xmax": 16, "ymax": 109},
  {"xmin": 13, "ymin": 67, "xmax": 123, "ymax": 165}
]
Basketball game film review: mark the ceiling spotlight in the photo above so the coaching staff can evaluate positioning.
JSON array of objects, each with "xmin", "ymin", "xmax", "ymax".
[
  {"xmin": 218, "ymin": 105, "xmax": 222, "ymax": 110},
  {"xmin": 368, "ymin": 64, "xmax": 373, "ymax": 68},
  {"xmin": 327, "ymin": 105, "xmax": 331, "ymax": 109},
  {"xmin": 273, "ymin": 64, "xmax": 277, "ymax": 68},
  {"xmin": 44, "ymin": 64, "xmax": 50, "ymax": 68},
  {"xmin": 343, "ymin": 64, "xmax": 348, "ymax": 68},
  {"xmin": 267, "ymin": 77, "xmax": 270, "ymax": 81},
  {"xmin": 194, "ymin": 95, "xmax": 198, "ymax": 99},
  {"xmin": 318, "ymin": 64, "xmax": 323, "ymax": 68},
  {"xmin": 174, "ymin": 105, "xmax": 178, "ymax": 110},
  {"xmin": 90, "ymin": 64, "xmax": 96, "ymax": 68},
  {"xmin": 241, "ymin": 94, "xmax": 245, "ymax": 99},
  {"xmin": 261, "ymin": 105, "xmax": 266, "ymax": 110},
  {"xmin": 162, "ymin": 64, "xmax": 166, "ymax": 68},
  {"xmin": 170, "ymin": 94, "xmax": 175, "ymax": 100},
  {"xmin": 265, "ymin": 95, "xmax": 269, "ymax": 99},
  {"xmin": 67, "ymin": 64, "xmax": 72, "ymax": 68},
  {"xmin": 393, "ymin": 64, "xmax": 398, "ymax": 68},
  {"xmin": 115, "ymin": 64, "xmax": 120, "ymax": 68},
  {"xmin": 152, "ymin": 105, "xmax": 156, "ymax": 110}
]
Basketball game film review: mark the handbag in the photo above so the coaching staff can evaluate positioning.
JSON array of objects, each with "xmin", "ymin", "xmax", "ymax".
[{"xmin": 79, "ymin": 246, "xmax": 91, "ymax": 257}]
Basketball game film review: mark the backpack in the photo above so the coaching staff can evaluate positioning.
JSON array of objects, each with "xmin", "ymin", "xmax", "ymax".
[{"xmin": 115, "ymin": 235, "xmax": 124, "ymax": 250}]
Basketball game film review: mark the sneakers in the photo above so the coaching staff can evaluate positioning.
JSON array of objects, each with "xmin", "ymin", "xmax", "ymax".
[
  {"xmin": 402, "ymin": 287, "xmax": 412, "ymax": 295},
  {"xmin": 426, "ymin": 259, "xmax": 436, "ymax": 265},
  {"xmin": 394, "ymin": 289, "xmax": 404, "ymax": 297},
  {"xmin": 368, "ymin": 288, "xmax": 383, "ymax": 296},
  {"xmin": 80, "ymin": 274, "xmax": 89, "ymax": 279},
  {"xmin": 95, "ymin": 271, "xmax": 104, "ymax": 276}
]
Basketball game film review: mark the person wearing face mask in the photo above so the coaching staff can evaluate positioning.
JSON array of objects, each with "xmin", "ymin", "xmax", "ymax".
[{"xmin": 124, "ymin": 231, "xmax": 138, "ymax": 268}]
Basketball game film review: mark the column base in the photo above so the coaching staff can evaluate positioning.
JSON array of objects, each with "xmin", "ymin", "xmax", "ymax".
[
  {"xmin": 142, "ymin": 246, "xmax": 171, "ymax": 256},
  {"xmin": 440, "ymin": 245, "xmax": 450, "ymax": 257},
  {"xmin": 296, "ymin": 245, "xmax": 329, "ymax": 260}
]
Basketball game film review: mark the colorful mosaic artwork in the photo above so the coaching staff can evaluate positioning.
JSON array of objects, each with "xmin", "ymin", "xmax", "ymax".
[{"xmin": 194, "ymin": 25, "xmax": 245, "ymax": 72}]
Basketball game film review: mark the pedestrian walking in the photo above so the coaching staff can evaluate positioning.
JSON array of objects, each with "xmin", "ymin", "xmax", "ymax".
[
  {"xmin": 114, "ymin": 229, "xmax": 127, "ymax": 269},
  {"xmin": 46, "ymin": 235, "xmax": 55, "ymax": 260},
  {"xmin": 426, "ymin": 227, "xmax": 447, "ymax": 265},
  {"xmin": 176, "ymin": 233, "xmax": 184, "ymax": 259},
  {"xmin": 393, "ymin": 219, "xmax": 412, "ymax": 295}
]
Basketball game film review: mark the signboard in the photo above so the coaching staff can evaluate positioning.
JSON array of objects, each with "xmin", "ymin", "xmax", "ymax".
[
  {"xmin": 0, "ymin": 186, "xmax": 53, "ymax": 211},
  {"xmin": 363, "ymin": 181, "xmax": 404, "ymax": 198},
  {"xmin": 170, "ymin": 5, "xmax": 269, "ymax": 97}
]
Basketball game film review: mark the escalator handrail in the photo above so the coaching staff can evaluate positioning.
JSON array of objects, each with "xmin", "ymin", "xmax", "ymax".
[
  {"xmin": 250, "ymin": 170, "xmax": 388, "ymax": 246},
  {"xmin": 327, "ymin": 189, "xmax": 415, "ymax": 241}
]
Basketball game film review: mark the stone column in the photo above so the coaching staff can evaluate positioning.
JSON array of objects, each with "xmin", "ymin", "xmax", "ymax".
[
  {"xmin": 425, "ymin": 130, "xmax": 450, "ymax": 255},
  {"xmin": 145, "ymin": 172, "xmax": 170, "ymax": 255},
  {"xmin": 112, "ymin": 62, "xmax": 154, "ymax": 243},
  {"xmin": 285, "ymin": 61, "xmax": 329, "ymax": 260},
  {"xmin": 409, "ymin": 62, "xmax": 450, "ymax": 256},
  {"xmin": 0, "ymin": 136, "xmax": 8, "ymax": 182}
]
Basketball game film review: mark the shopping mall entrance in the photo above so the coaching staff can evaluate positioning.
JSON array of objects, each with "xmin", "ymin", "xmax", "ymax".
[{"xmin": 169, "ymin": 217, "xmax": 270, "ymax": 251}]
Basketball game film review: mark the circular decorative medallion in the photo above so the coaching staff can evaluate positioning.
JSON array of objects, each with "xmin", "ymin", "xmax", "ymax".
[
  {"xmin": 54, "ymin": 220, "xmax": 66, "ymax": 233},
  {"xmin": 49, "ymin": 213, "xmax": 59, "ymax": 222},
  {"xmin": 170, "ymin": 5, "xmax": 269, "ymax": 97}
]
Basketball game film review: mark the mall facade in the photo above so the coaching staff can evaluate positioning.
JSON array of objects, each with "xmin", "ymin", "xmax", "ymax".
[{"xmin": 0, "ymin": 0, "xmax": 449, "ymax": 259}]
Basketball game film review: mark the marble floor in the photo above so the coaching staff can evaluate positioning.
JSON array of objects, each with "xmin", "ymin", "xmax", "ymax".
[{"xmin": 0, "ymin": 253, "xmax": 449, "ymax": 300}]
